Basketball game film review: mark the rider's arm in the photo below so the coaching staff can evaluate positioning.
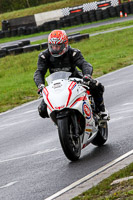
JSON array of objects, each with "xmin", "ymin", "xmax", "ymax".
[
  {"xmin": 71, "ymin": 49, "xmax": 93, "ymax": 76},
  {"xmin": 34, "ymin": 52, "xmax": 48, "ymax": 87}
]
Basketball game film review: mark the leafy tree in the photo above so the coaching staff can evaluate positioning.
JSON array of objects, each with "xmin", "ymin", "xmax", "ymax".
[{"xmin": 0, "ymin": 0, "xmax": 62, "ymax": 13}]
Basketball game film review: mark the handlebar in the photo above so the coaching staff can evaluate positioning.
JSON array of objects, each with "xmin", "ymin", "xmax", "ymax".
[{"xmin": 71, "ymin": 79, "xmax": 90, "ymax": 90}]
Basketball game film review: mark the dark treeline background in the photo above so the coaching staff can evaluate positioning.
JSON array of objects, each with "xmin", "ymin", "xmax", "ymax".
[{"xmin": 0, "ymin": 0, "xmax": 62, "ymax": 13}]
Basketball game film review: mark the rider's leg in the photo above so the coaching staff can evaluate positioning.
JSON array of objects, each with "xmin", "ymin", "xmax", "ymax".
[
  {"xmin": 38, "ymin": 99, "xmax": 49, "ymax": 118},
  {"xmin": 89, "ymin": 82, "xmax": 109, "ymax": 119}
]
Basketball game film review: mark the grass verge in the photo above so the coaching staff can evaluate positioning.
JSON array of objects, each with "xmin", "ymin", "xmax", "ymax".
[
  {"xmin": 0, "ymin": 26, "xmax": 133, "ymax": 113},
  {"xmin": 0, "ymin": 17, "xmax": 133, "ymax": 45},
  {"xmin": 72, "ymin": 162, "xmax": 133, "ymax": 200}
]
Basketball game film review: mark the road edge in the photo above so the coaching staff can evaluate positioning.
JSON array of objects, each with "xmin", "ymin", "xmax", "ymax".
[
  {"xmin": 45, "ymin": 149, "xmax": 133, "ymax": 200},
  {"xmin": 0, "ymin": 64, "xmax": 133, "ymax": 117}
]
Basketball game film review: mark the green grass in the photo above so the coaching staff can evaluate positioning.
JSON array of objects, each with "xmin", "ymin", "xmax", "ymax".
[
  {"xmin": 0, "ymin": 52, "xmax": 39, "ymax": 111},
  {"xmin": 72, "ymin": 162, "xmax": 133, "ymax": 200},
  {"xmin": 31, "ymin": 19, "xmax": 133, "ymax": 45},
  {"xmin": 78, "ymin": 18, "xmax": 133, "ymax": 35},
  {"xmin": 0, "ymin": 26, "xmax": 133, "ymax": 113},
  {"xmin": 0, "ymin": 16, "xmax": 133, "ymax": 45},
  {"xmin": 0, "ymin": 0, "xmax": 94, "ymax": 29}
]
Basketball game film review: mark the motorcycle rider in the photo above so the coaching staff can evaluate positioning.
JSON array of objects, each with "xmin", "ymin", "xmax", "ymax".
[{"xmin": 34, "ymin": 29, "xmax": 109, "ymax": 119}]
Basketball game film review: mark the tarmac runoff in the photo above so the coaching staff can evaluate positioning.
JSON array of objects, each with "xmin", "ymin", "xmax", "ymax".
[{"xmin": 45, "ymin": 149, "xmax": 133, "ymax": 200}]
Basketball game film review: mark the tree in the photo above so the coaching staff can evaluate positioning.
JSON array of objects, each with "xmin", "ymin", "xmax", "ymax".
[{"xmin": 26, "ymin": 0, "xmax": 30, "ymax": 7}]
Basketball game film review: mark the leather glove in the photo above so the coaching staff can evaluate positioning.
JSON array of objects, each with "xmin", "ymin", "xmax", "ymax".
[
  {"xmin": 38, "ymin": 84, "xmax": 45, "ymax": 94},
  {"xmin": 83, "ymin": 74, "xmax": 92, "ymax": 84},
  {"xmin": 83, "ymin": 74, "xmax": 98, "ymax": 89}
]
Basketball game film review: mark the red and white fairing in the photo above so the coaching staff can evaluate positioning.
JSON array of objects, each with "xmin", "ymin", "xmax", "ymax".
[{"xmin": 42, "ymin": 72, "xmax": 97, "ymax": 148}]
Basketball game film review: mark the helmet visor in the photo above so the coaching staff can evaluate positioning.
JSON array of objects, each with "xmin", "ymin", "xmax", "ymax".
[{"xmin": 48, "ymin": 43, "xmax": 65, "ymax": 57}]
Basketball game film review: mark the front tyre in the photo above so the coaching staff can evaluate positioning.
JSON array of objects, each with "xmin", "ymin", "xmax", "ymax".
[
  {"xmin": 57, "ymin": 117, "xmax": 81, "ymax": 161},
  {"xmin": 91, "ymin": 122, "xmax": 108, "ymax": 146}
]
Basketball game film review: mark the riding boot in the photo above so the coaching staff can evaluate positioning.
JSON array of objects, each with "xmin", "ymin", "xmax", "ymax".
[
  {"xmin": 38, "ymin": 99, "xmax": 49, "ymax": 118},
  {"xmin": 96, "ymin": 101, "xmax": 110, "ymax": 120}
]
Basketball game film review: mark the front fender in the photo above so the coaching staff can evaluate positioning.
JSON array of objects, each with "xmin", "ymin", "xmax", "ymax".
[
  {"xmin": 50, "ymin": 109, "xmax": 71, "ymax": 124},
  {"xmin": 50, "ymin": 109, "xmax": 85, "ymax": 136},
  {"xmin": 56, "ymin": 109, "xmax": 71, "ymax": 119}
]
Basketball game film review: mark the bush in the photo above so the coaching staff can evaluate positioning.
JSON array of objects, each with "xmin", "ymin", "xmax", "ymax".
[{"xmin": 0, "ymin": 0, "xmax": 63, "ymax": 13}]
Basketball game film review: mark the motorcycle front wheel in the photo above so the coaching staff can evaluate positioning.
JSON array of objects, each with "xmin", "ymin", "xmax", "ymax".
[{"xmin": 57, "ymin": 117, "xmax": 81, "ymax": 161}]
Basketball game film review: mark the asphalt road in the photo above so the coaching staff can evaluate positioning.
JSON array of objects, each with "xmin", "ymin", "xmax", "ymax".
[
  {"xmin": 0, "ymin": 65, "xmax": 133, "ymax": 200},
  {"xmin": 0, "ymin": 14, "xmax": 133, "ymax": 48}
]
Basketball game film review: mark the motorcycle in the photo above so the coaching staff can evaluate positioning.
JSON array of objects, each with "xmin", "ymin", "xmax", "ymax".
[{"xmin": 42, "ymin": 71, "xmax": 109, "ymax": 161}]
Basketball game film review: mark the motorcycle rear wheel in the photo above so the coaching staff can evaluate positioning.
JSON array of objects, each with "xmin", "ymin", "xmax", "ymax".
[
  {"xmin": 57, "ymin": 117, "xmax": 81, "ymax": 161},
  {"xmin": 91, "ymin": 122, "xmax": 108, "ymax": 146}
]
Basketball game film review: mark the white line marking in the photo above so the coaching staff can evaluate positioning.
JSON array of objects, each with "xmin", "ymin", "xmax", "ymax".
[
  {"xmin": 0, "ymin": 148, "xmax": 60, "ymax": 164},
  {"xmin": 0, "ymin": 181, "xmax": 18, "ymax": 189},
  {"xmin": 90, "ymin": 25, "xmax": 133, "ymax": 37},
  {"xmin": 44, "ymin": 149, "xmax": 133, "ymax": 200}
]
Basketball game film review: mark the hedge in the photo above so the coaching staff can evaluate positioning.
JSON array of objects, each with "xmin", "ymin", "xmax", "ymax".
[{"xmin": 0, "ymin": 0, "xmax": 63, "ymax": 13}]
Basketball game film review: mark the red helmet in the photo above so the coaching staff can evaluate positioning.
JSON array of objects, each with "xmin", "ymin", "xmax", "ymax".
[{"xmin": 48, "ymin": 30, "xmax": 68, "ymax": 57}]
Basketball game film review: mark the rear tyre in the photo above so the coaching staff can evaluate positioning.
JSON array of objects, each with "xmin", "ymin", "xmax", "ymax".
[
  {"xmin": 91, "ymin": 122, "xmax": 108, "ymax": 146},
  {"xmin": 57, "ymin": 117, "xmax": 81, "ymax": 161}
]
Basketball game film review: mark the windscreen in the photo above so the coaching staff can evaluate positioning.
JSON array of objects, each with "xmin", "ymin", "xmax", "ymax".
[{"xmin": 46, "ymin": 71, "xmax": 72, "ymax": 85}]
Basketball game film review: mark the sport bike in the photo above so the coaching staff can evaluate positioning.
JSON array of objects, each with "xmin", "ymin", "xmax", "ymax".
[{"xmin": 42, "ymin": 71, "xmax": 109, "ymax": 161}]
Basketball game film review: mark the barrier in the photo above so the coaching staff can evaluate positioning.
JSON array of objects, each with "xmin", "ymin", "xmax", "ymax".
[
  {"xmin": 95, "ymin": 10, "xmax": 103, "ymax": 21},
  {"xmin": 0, "ymin": 31, "xmax": 5, "ymax": 39},
  {"xmin": 1, "ymin": 44, "xmax": 19, "ymax": 51},
  {"xmin": 8, "ymin": 15, "xmax": 36, "ymax": 30},
  {"xmin": 81, "ymin": 12, "xmax": 90, "ymax": 23},
  {"xmin": 8, "ymin": 47, "xmax": 23, "ymax": 55},
  {"xmin": 89, "ymin": 10, "xmax": 96, "ymax": 22},
  {"xmin": 0, "ymin": 49, "xmax": 6, "ymax": 58},
  {"xmin": 122, "ymin": 2, "xmax": 131, "ymax": 14},
  {"xmin": 1, "ymin": 1, "xmax": 133, "ymax": 39},
  {"xmin": 41, "ymin": 42, "xmax": 48, "ymax": 49},
  {"xmin": 0, "ymin": 33, "xmax": 89, "ymax": 58},
  {"xmin": 102, "ymin": 9, "xmax": 110, "ymax": 19},
  {"xmin": 4, "ymin": 30, "xmax": 11, "ymax": 38},
  {"xmin": 107, "ymin": 6, "xmax": 117, "ymax": 17},
  {"xmin": 129, "ymin": 1, "xmax": 133, "ymax": 13},
  {"xmin": 2, "ymin": 20, "xmax": 9, "ymax": 31},
  {"xmin": 23, "ymin": 44, "xmax": 41, "ymax": 53}
]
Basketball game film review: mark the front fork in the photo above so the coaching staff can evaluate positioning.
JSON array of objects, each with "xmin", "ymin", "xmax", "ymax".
[{"xmin": 71, "ymin": 114, "xmax": 80, "ymax": 138}]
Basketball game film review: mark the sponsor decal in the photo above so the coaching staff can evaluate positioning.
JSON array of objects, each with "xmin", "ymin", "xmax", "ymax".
[
  {"xmin": 98, "ymin": 2, "xmax": 111, "ymax": 8},
  {"xmin": 82, "ymin": 102, "xmax": 91, "ymax": 119},
  {"xmin": 53, "ymin": 82, "xmax": 62, "ymax": 89},
  {"xmin": 70, "ymin": 9, "xmax": 83, "ymax": 13},
  {"xmin": 85, "ymin": 129, "xmax": 92, "ymax": 132}
]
